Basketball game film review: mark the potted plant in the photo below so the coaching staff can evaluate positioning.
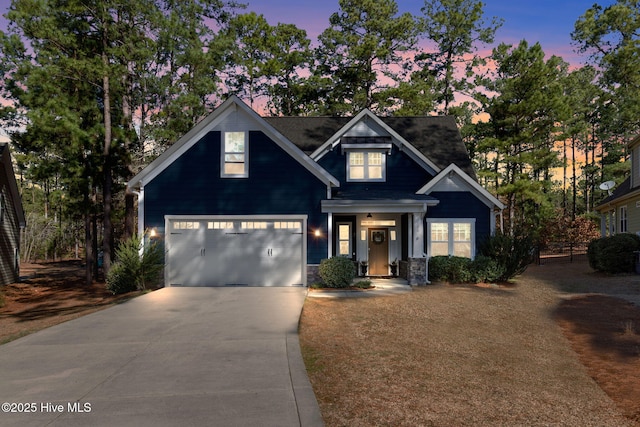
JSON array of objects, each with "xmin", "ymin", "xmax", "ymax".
[
  {"xmin": 390, "ymin": 259, "xmax": 398, "ymax": 277},
  {"xmin": 359, "ymin": 260, "xmax": 368, "ymax": 277}
]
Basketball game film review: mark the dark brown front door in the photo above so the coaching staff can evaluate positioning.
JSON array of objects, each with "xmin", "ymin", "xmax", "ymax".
[{"xmin": 369, "ymin": 228, "xmax": 389, "ymax": 275}]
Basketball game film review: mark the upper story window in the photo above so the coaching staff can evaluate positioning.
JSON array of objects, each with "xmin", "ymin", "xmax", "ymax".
[
  {"xmin": 222, "ymin": 131, "xmax": 248, "ymax": 178},
  {"xmin": 347, "ymin": 151, "xmax": 385, "ymax": 182}
]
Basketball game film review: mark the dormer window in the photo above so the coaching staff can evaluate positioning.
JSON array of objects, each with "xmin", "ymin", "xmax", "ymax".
[
  {"xmin": 347, "ymin": 151, "xmax": 386, "ymax": 182},
  {"xmin": 222, "ymin": 131, "xmax": 248, "ymax": 178}
]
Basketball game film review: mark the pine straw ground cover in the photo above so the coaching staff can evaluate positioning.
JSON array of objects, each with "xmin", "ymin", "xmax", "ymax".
[
  {"xmin": 0, "ymin": 261, "xmax": 142, "ymax": 344},
  {"xmin": 299, "ymin": 261, "xmax": 640, "ymax": 426}
]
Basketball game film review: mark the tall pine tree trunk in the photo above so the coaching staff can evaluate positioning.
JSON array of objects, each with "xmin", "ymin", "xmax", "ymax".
[
  {"xmin": 84, "ymin": 185, "xmax": 93, "ymax": 286},
  {"xmin": 102, "ymin": 44, "xmax": 113, "ymax": 275}
]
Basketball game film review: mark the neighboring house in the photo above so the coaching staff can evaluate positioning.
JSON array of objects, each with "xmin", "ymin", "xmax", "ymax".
[
  {"xmin": 596, "ymin": 133, "xmax": 640, "ymax": 236},
  {"xmin": 0, "ymin": 143, "xmax": 26, "ymax": 285},
  {"xmin": 128, "ymin": 96, "xmax": 504, "ymax": 287}
]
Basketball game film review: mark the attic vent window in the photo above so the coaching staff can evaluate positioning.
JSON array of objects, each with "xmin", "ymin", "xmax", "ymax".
[{"xmin": 222, "ymin": 131, "xmax": 248, "ymax": 178}]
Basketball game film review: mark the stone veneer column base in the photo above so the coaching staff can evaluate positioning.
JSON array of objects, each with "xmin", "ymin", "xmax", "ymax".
[
  {"xmin": 407, "ymin": 257, "xmax": 428, "ymax": 286},
  {"xmin": 307, "ymin": 265, "xmax": 321, "ymax": 286}
]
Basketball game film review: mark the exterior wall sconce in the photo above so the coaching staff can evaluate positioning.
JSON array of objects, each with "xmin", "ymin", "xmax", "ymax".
[
  {"xmin": 314, "ymin": 229, "xmax": 321, "ymax": 237},
  {"xmin": 367, "ymin": 213, "xmax": 372, "ymax": 218}
]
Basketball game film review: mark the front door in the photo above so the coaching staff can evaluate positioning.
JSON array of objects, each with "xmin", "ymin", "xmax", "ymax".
[{"xmin": 369, "ymin": 228, "xmax": 389, "ymax": 275}]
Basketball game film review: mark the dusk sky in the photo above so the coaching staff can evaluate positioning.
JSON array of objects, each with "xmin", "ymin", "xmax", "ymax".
[{"xmin": 0, "ymin": 0, "xmax": 616, "ymax": 67}]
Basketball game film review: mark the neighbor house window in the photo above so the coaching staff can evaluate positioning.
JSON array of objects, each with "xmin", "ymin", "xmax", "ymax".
[
  {"xmin": 428, "ymin": 219, "xmax": 475, "ymax": 258},
  {"xmin": 347, "ymin": 152, "xmax": 385, "ymax": 181},
  {"xmin": 620, "ymin": 206, "xmax": 628, "ymax": 233},
  {"xmin": 222, "ymin": 131, "xmax": 248, "ymax": 177}
]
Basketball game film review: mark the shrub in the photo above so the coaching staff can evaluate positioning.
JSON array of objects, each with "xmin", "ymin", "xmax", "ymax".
[
  {"xmin": 318, "ymin": 257, "xmax": 356, "ymax": 288},
  {"xmin": 428, "ymin": 256, "xmax": 473, "ymax": 283},
  {"xmin": 428, "ymin": 256, "xmax": 450, "ymax": 281},
  {"xmin": 106, "ymin": 233, "xmax": 163, "ymax": 295},
  {"xmin": 471, "ymin": 255, "xmax": 506, "ymax": 283},
  {"xmin": 587, "ymin": 233, "xmax": 640, "ymax": 274},
  {"xmin": 353, "ymin": 280, "xmax": 372, "ymax": 289},
  {"xmin": 478, "ymin": 232, "xmax": 533, "ymax": 282}
]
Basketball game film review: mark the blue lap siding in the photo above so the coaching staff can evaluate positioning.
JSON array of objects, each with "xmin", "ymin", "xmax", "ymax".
[{"xmin": 144, "ymin": 131, "xmax": 329, "ymax": 263}]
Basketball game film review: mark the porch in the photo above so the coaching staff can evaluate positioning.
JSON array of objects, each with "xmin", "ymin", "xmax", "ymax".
[{"xmin": 321, "ymin": 198, "xmax": 435, "ymax": 286}]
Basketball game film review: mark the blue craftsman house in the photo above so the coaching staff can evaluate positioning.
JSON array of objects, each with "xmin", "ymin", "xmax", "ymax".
[{"xmin": 128, "ymin": 96, "xmax": 504, "ymax": 286}]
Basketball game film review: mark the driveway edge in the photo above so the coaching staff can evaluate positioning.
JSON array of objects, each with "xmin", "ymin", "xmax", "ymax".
[{"xmin": 286, "ymin": 333, "xmax": 324, "ymax": 427}]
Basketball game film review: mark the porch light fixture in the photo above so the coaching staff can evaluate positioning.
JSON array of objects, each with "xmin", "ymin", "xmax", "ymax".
[
  {"xmin": 367, "ymin": 213, "xmax": 372, "ymax": 218},
  {"xmin": 149, "ymin": 228, "xmax": 157, "ymax": 238},
  {"xmin": 314, "ymin": 229, "xmax": 321, "ymax": 237}
]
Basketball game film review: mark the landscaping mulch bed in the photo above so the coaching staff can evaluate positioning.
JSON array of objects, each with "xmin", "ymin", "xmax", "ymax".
[{"xmin": 0, "ymin": 260, "xmax": 140, "ymax": 344}]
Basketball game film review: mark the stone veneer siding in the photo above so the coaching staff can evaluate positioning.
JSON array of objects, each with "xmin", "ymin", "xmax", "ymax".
[
  {"xmin": 307, "ymin": 265, "xmax": 321, "ymax": 286},
  {"xmin": 407, "ymin": 258, "xmax": 428, "ymax": 286}
]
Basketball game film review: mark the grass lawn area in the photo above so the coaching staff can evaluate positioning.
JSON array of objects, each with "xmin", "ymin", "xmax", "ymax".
[{"xmin": 299, "ymin": 261, "xmax": 640, "ymax": 426}]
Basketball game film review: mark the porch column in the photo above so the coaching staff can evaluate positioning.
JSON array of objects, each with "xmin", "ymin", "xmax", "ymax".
[
  {"xmin": 600, "ymin": 213, "xmax": 606, "ymax": 237},
  {"xmin": 412, "ymin": 212, "xmax": 425, "ymax": 257},
  {"xmin": 137, "ymin": 187, "xmax": 144, "ymax": 239}
]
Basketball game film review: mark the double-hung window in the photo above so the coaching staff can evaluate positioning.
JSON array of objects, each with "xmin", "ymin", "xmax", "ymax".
[
  {"xmin": 347, "ymin": 152, "xmax": 385, "ymax": 181},
  {"xmin": 428, "ymin": 219, "xmax": 475, "ymax": 258},
  {"xmin": 222, "ymin": 131, "xmax": 248, "ymax": 177},
  {"xmin": 620, "ymin": 206, "xmax": 628, "ymax": 233}
]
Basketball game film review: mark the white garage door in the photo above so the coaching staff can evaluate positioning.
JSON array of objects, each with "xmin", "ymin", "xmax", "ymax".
[{"xmin": 166, "ymin": 216, "xmax": 305, "ymax": 286}]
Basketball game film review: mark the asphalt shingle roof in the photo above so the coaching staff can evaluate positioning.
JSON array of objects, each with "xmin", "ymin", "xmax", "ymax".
[{"xmin": 264, "ymin": 115, "xmax": 475, "ymax": 178}]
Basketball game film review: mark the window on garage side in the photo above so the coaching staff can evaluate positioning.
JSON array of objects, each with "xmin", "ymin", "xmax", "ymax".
[
  {"xmin": 428, "ymin": 220, "xmax": 475, "ymax": 259},
  {"xmin": 222, "ymin": 131, "xmax": 248, "ymax": 177}
]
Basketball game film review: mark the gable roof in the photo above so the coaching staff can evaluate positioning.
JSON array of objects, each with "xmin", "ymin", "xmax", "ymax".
[
  {"xmin": 264, "ymin": 113, "xmax": 475, "ymax": 178},
  {"xmin": 0, "ymin": 143, "xmax": 26, "ymax": 228},
  {"xmin": 128, "ymin": 96, "xmax": 339, "ymax": 190},
  {"xmin": 417, "ymin": 163, "xmax": 504, "ymax": 210}
]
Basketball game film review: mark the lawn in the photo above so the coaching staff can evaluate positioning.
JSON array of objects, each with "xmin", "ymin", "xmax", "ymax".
[
  {"xmin": 299, "ymin": 261, "xmax": 640, "ymax": 426},
  {"xmin": 2, "ymin": 259, "xmax": 639, "ymax": 425}
]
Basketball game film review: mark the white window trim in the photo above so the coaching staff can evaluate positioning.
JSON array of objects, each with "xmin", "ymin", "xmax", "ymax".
[
  {"xmin": 427, "ymin": 218, "xmax": 476, "ymax": 259},
  {"xmin": 346, "ymin": 151, "xmax": 386, "ymax": 182},
  {"xmin": 221, "ymin": 131, "xmax": 249, "ymax": 178},
  {"xmin": 620, "ymin": 205, "xmax": 628, "ymax": 233},
  {"xmin": 337, "ymin": 222, "xmax": 352, "ymax": 257}
]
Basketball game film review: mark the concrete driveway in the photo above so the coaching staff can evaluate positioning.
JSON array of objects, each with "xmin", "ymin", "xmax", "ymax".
[{"xmin": 0, "ymin": 287, "xmax": 323, "ymax": 427}]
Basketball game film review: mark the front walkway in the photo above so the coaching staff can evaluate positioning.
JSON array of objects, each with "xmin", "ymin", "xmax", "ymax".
[{"xmin": 307, "ymin": 278, "xmax": 412, "ymax": 298}]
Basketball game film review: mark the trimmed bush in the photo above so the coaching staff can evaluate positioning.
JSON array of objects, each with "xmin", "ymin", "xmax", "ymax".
[
  {"xmin": 428, "ymin": 256, "xmax": 450, "ymax": 282},
  {"xmin": 478, "ymin": 232, "xmax": 533, "ymax": 282},
  {"xmin": 428, "ymin": 256, "xmax": 473, "ymax": 283},
  {"xmin": 318, "ymin": 257, "xmax": 356, "ymax": 288},
  {"xmin": 106, "ymin": 233, "xmax": 163, "ymax": 295},
  {"xmin": 587, "ymin": 233, "xmax": 640, "ymax": 274}
]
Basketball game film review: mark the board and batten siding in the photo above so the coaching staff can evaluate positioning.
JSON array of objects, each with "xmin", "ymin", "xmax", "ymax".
[
  {"xmin": 144, "ymin": 130, "xmax": 329, "ymax": 264},
  {"xmin": 0, "ymin": 181, "xmax": 21, "ymax": 285}
]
